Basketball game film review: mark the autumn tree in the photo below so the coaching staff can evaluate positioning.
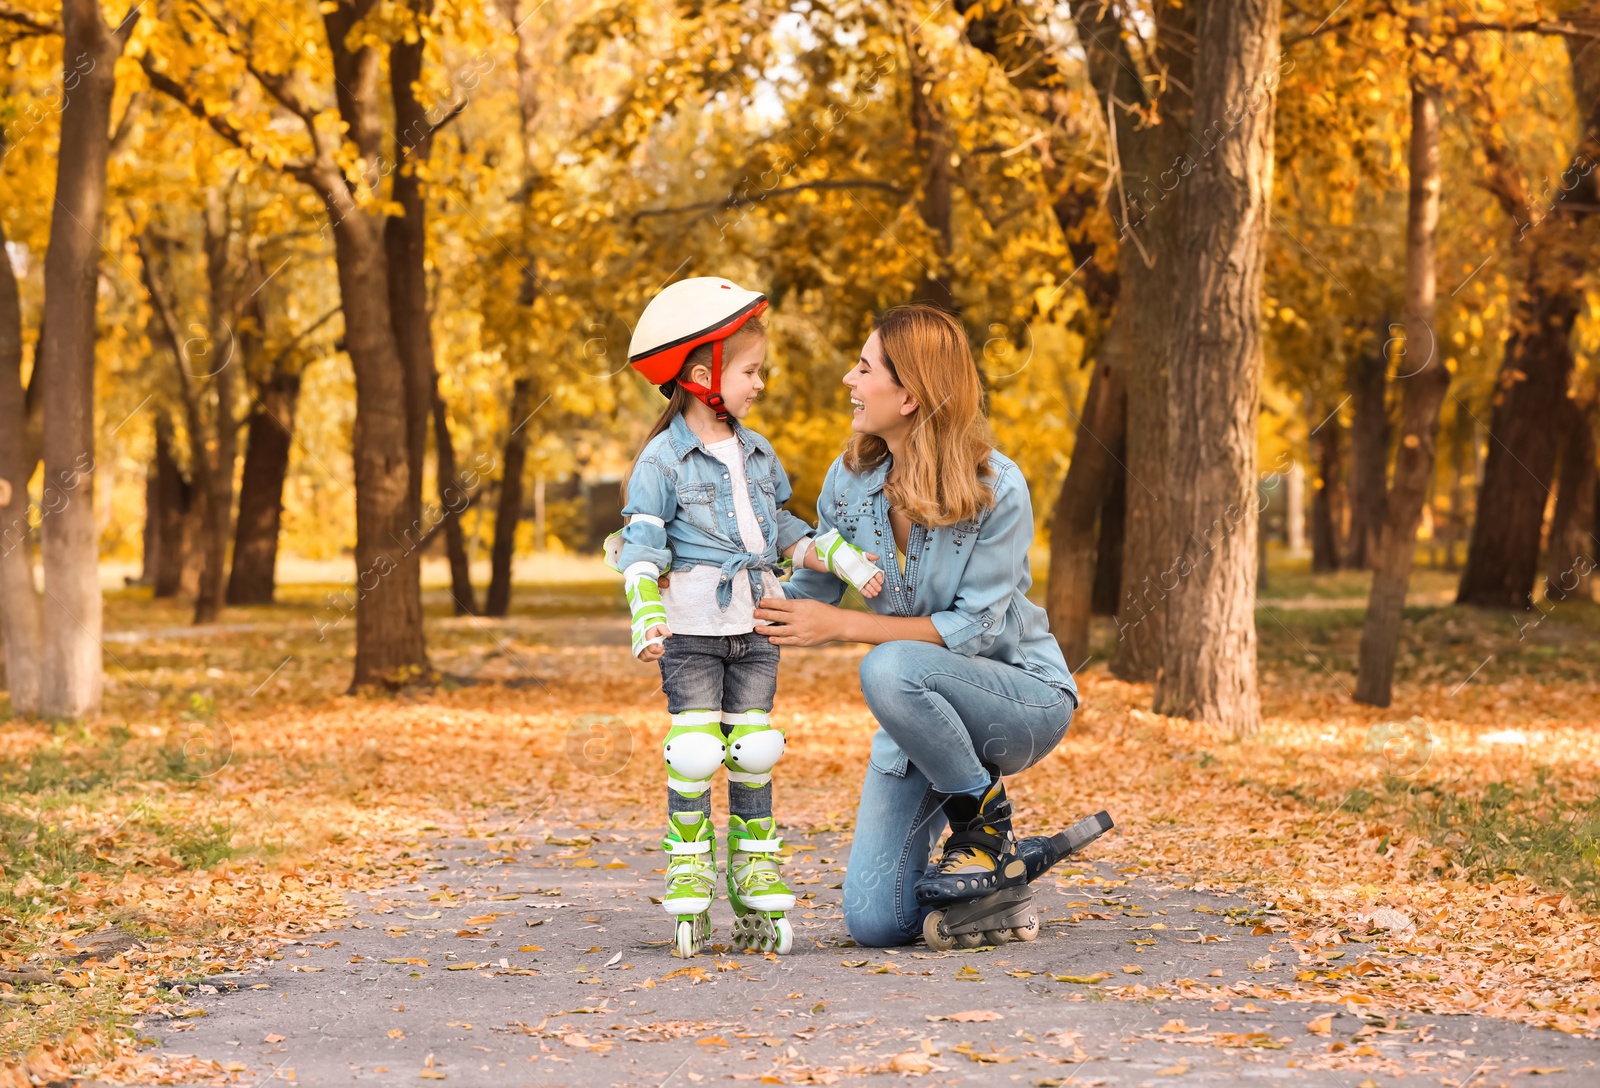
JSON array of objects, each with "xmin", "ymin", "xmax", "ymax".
[
  {"xmin": 0, "ymin": 0, "xmax": 141, "ymax": 717},
  {"xmin": 1068, "ymin": 0, "xmax": 1280, "ymax": 733},
  {"xmin": 138, "ymin": 0, "xmax": 496, "ymax": 686},
  {"xmin": 1456, "ymin": 17, "xmax": 1600, "ymax": 610}
]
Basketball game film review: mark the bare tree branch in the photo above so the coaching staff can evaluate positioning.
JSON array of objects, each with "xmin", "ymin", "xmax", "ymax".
[
  {"xmin": 193, "ymin": 3, "xmax": 326, "ymax": 141},
  {"xmin": 139, "ymin": 58, "xmax": 318, "ymax": 185},
  {"xmin": 109, "ymin": 88, "xmax": 148, "ymax": 157},
  {"xmin": 631, "ymin": 178, "xmax": 906, "ymax": 220},
  {"xmin": 263, "ymin": 305, "xmax": 341, "ymax": 372},
  {"xmin": 0, "ymin": 4, "xmax": 60, "ymax": 37}
]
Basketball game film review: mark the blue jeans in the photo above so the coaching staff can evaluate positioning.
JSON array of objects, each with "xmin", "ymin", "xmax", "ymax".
[
  {"xmin": 841, "ymin": 641, "xmax": 1076, "ymax": 947},
  {"xmin": 656, "ymin": 633, "xmax": 780, "ymax": 715}
]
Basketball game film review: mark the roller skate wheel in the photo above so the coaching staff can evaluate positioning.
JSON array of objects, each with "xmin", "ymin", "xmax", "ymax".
[
  {"xmin": 675, "ymin": 918, "xmax": 697, "ymax": 958},
  {"xmin": 983, "ymin": 929, "xmax": 1010, "ymax": 945},
  {"xmin": 1013, "ymin": 914, "xmax": 1040, "ymax": 941},
  {"xmin": 956, "ymin": 930, "xmax": 985, "ymax": 949},
  {"xmin": 772, "ymin": 918, "xmax": 793, "ymax": 955},
  {"xmin": 922, "ymin": 910, "xmax": 956, "ymax": 952}
]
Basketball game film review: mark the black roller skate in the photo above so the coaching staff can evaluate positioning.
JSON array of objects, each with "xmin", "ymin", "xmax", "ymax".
[
  {"xmin": 915, "ymin": 774, "xmax": 1027, "ymax": 909},
  {"xmin": 920, "ymin": 803, "xmax": 1114, "ymax": 951}
]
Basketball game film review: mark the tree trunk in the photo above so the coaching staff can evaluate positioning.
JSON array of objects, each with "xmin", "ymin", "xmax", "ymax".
[
  {"xmin": 1355, "ymin": 74, "xmax": 1449, "ymax": 708},
  {"xmin": 1310, "ymin": 412, "xmax": 1345, "ymax": 572},
  {"xmin": 906, "ymin": 15, "xmax": 954, "ymax": 312},
  {"xmin": 139, "ymin": 232, "xmax": 220, "ymax": 615},
  {"xmin": 0, "ymin": 187, "xmax": 42, "ymax": 715},
  {"xmin": 384, "ymin": 0, "xmax": 475, "ymax": 617},
  {"xmin": 957, "ymin": 0, "xmax": 1124, "ymax": 669},
  {"xmin": 432, "ymin": 393, "xmax": 477, "ymax": 614},
  {"xmin": 1091, "ymin": 449, "xmax": 1126, "ymax": 616},
  {"xmin": 150, "ymin": 414, "xmax": 195, "ymax": 599},
  {"xmin": 486, "ymin": 378, "xmax": 536, "ymax": 617},
  {"xmin": 1345, "ymin": 322, "xmax": 1390, "ymax": 569},
  {"xmin": 1286, "ymin": 459, "xmax": 1306, "ymax": 553},
  {"xmin": 1044, "ymin": 351, "xmax": 1126, "ymax": 666},
  {"xmin": 138, "ymin": 461, "xmax": 159, "ymax": 586},
  {"xmin": 322, "ymin": 1, "xmax": 428, "ymax": 688},
  {"xmin": 1545, "ymin": 395, "xmax": 1596, "ymax": 603},
  {"xmin": 1152, "ymin": 0, "xmax": 1277, "ymax": 735},
  {"xmin": 385, "ymin": 0, "xmax": 439, "ymax": 593},
  {"xmin": 1455, "ymin": 269, "xmax": 1581, "ymax": 609},
  {"xmin": 1070, "ymin": 0, "xmax": 1193, "ymax": 684},
  {"xmin": 227, "ymin": 365, "xmax": 301, "ymax": 604},
  {"xmin": 193, "ymin": 191, "xmax": 238, "ymax": 624},
  {"xmin": 37, "ymin": 0, "xmax": 138, "ymax": 718},
  {"xmin": 1457, "ymin": 25, "xmax": 1600, "ymax": 610},
  {"xmin": 1443, "ymin": 402, "xmax": 1471, "ymax": 571}
]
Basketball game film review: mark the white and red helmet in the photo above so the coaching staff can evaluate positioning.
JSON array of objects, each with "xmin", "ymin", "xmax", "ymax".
[{"xmin": 628, "ymin": 277, "xmax": 768, "ymax": 420}]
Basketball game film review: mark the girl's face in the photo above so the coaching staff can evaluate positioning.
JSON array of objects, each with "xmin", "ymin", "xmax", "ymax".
[
  {"xmin": 844, "ymin": 330, "xmax": 917, "ymax": 438},
  {"xmin": 688, "ymin": 336, "xmax": 766, "ymax": 419}
]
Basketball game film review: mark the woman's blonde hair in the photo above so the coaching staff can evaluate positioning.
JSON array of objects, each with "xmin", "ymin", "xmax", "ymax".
[{"xmin": 844, "ymin": 304, "xmax": 994, "ymax": 526}]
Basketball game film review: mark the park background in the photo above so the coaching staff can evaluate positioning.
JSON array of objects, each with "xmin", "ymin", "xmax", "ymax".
[{"xmin": 3, "ymin": 0, "xmax": 1600, "ymax": 1081}]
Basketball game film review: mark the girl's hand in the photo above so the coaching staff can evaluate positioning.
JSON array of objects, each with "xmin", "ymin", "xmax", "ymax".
[
  {"xmin": 638, "ymin": 624, "xmax": 671, "ymax": 662},
  {"xmin": 754, "ymin": 597, "xmax": 842, "ymax": 647},
  {"xmin": 802, "ymin": 546, "xmax": 884, "ymax": 597}
]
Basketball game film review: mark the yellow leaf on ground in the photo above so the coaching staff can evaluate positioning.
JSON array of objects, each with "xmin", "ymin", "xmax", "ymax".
[
  {"xmin": 886, "ymin": 1051, "xmax": 934, "ymax": 1073},
  {"xmin": 926, "ymin": 1009, "xmax": 1002, "ymax": 1023}
]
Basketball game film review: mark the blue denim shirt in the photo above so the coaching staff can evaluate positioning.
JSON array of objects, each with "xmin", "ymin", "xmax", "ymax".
[
  {"xmin": 787, "ymin": 449, "xmax": 1078, "ymax": 700},
  {"xmin": 618, "ymin": 414, "xmax": 813, "ymax": 609}
]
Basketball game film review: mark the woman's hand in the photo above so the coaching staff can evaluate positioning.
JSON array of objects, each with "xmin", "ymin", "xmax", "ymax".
[{"xmin": 755, "ymin": 597, "xmax": 844, "ymax": 647}]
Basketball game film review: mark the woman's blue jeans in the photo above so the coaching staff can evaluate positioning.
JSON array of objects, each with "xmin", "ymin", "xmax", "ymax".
[{"xmin": 840, "ymin": 641, "xmax": 1076, "ymax": 947}]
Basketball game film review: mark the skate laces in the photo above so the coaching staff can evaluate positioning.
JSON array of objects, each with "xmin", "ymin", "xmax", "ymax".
[
  {"xmin": 730, "ymin": 821, "xmax": 787, "ymax": 893},
  {"xmin": 664, "ymin": 816, "xmax": 716, "ymax": 893}
]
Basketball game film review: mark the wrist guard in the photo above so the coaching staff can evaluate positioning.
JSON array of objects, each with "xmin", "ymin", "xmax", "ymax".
[
  {"xmin": 815, "ymin": 529, "xmax": 880, "ymax": 594},
  {"xmin": 624, "ymin": 562, "xmax": 669, "ymax": 657}
]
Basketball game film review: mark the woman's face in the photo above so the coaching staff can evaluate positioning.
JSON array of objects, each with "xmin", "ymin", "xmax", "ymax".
[{"xmin": 844, "ymin": 331, "xmax": 917, "ymax": 438}]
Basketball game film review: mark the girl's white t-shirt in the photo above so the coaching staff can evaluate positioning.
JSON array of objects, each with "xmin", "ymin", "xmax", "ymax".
[{"xmin": 660, "ymin": 436, "xmax": 784, "ymax": 635}]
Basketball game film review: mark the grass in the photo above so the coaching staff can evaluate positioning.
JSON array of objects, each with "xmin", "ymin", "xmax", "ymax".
[{"xmin": 1395, "ymin": 771, "xmax": 1600, "ymax": 903}]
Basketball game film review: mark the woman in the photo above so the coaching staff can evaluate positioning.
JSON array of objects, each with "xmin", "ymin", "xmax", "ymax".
[{"xmin": 755, "ymin": 303, "xmax": 1078, "ymax": 948}]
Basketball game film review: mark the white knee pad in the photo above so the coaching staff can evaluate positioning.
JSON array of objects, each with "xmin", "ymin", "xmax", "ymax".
[
  {"xmin": 724, "ymin": 711, "xmax": 784, "ymax": 785},
  {"xmin": 664, "ymin": 713, "xmax": 727, "ymax": 795}
]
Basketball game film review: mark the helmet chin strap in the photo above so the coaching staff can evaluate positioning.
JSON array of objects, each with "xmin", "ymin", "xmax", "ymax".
[{"xmin": 676, "ymin": 339, "xmax": 732, "ymax": 423}]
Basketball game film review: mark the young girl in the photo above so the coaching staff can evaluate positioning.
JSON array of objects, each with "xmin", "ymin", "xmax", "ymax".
[{"xmin": 613, "ymin": 277, "xmax": 882, "ymax": 957}]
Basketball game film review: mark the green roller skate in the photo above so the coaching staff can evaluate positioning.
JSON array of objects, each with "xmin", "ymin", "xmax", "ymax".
[
  {"xmin": 726, "ymin": 815, "xmax": 795, "ymax": 954},
  {"xmin": 662, "ymin": 811, "xmax": 717, "ymax": 957}
]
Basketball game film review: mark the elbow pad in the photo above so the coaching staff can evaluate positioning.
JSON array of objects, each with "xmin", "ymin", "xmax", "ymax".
[{"xmin": 815, "ymin": 529, "xmax": 880, "ymax": 594}]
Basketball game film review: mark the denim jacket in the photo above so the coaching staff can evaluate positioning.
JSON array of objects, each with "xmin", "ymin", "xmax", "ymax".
[
  {"xmin": 787, "ymin": 449, "xmax": 1078, "ymax": 700},
  {"xmin": 618, "ymin": 414, "xmax": 813, "ymax": 609}
]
